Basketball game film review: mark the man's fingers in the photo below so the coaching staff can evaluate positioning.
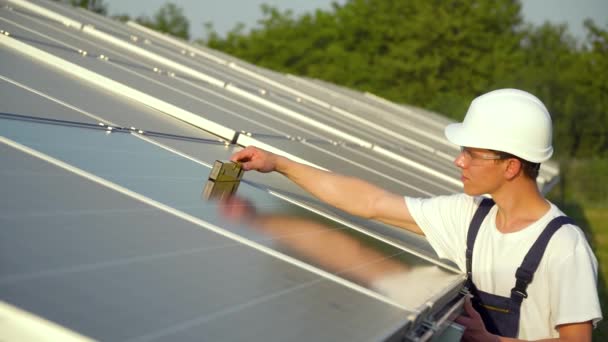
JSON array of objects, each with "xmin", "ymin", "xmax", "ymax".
[
  {"xmin": 235, "ymin": 155, "xmax": 263, "ymax": 172},
  {"xmin": 229, "ymin": 146, "xmax": 277, "ymax": 173},
  {"xmin": 454, "ymin": 315, "xmax": 472, "ymax": 327},
  {"xmin": 463, "ymin": 296, "xmax": 482, "ymax": 319},
  {"xmin": 230, "ymin": 146, "xmax": 255, "ymax": 163},
  {"xmin": 240, "ymin": 161, "xmax": 256, "ymax": 171}
]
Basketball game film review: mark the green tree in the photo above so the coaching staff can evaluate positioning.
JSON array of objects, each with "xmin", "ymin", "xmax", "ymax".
[
  {"xmin": 517, "ymin": 22, "xmax": 581, "ymax": 157},
  {"xmin": 52, "ymin": 0, "xmax": 107, "ymax": 15},
  {"xmin": 577, "ymin": 20, "xmax": 608, "ymax": 158},
  {"xmin": 204, "ymin": 0, "xmax": 526, "ymax": 120},
  {"xmin": 517, "ymin": 21, "xmax": 607, "ymax": 159},
  {"xmin": 137, "ymin": 3, "xmax": 190, "ymax": 40},
  {"xmin": 111, "ymin": 13, "xmax": 132, "ymax": 23}
]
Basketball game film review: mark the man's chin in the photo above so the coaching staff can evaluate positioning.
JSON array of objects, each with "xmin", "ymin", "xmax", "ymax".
[{"xmin": 462, "ymin": 186, "xmax": 484, "ymax": 197}]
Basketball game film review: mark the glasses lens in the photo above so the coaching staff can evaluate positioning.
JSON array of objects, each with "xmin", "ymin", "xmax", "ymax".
[{"xmin": 460, "ymin": 147, "xmax": 502, "ymax": 161}]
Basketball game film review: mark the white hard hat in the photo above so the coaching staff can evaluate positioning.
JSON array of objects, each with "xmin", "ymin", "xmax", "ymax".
[{"xmin": 444, "ymin": 88, "xmax": 553, "ymax": 163}]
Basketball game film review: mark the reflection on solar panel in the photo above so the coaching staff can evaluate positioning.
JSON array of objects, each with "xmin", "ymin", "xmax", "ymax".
[{"xmin": 0, "ymin": 0, "xmax": 559, "ymax": 341}]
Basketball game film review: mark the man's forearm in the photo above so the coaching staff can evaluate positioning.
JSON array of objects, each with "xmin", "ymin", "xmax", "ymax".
[
  {"xmin": 274, "ymin": 155, "xmax": 385, "ymax": 219},
  {"xmin": 231, "ymin": 146, "xmax": 421, "ymax": 233}
]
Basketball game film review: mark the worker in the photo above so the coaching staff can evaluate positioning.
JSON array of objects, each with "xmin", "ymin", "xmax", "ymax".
[{"xmin": 230, "ymin": 88, "xmax": 602, "ymax": 341}]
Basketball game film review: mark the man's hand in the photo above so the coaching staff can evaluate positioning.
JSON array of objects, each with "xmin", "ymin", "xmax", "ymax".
[
  {"xmin": 455, "ymin": 296, "xmax": 499, "ymax": 342},
  {"xmin": 230, "ymin": 146, "xmax": 280, "ymax": 173}
]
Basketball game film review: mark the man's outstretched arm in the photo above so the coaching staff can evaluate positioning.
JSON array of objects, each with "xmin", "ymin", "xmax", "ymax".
[{"xmin": 231, "ymin": 146, "xmax": 424, "ymax": 235}]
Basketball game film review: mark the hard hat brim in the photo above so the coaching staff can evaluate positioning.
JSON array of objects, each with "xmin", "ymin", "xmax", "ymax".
[
  {"xmin": 444, "ymin": 122, "xmax": 552, "ymax": 163},
  {"xmin": 444, "ymin": 123, "xmax": 479, "ymax": 149}
]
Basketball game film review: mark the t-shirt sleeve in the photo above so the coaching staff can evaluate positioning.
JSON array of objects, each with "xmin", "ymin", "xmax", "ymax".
[
  {"xmin": 405, "ymin": 194, "xmax": 479, "ymax": 272},
  {"xmin": 549, "ymin": 227, "xmax": 603, "ymax": 328}
]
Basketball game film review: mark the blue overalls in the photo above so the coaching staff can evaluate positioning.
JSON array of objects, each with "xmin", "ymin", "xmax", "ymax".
[{"xmin": 464, "ymin": 198, "xmax": 574, "ymax": 337}]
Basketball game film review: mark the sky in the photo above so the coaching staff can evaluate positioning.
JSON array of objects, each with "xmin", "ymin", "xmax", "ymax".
[{"xmin": 103, "ymin": 0, "xmax": 608, "ymax": 41}]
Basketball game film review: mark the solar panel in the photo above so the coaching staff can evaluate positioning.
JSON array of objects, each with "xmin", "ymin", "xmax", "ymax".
[
  {"xmin": 0, "ymin": 0, "xmax": 468, "ymax": 186},
  {"xmin": 0, "ymin": 146, "xmax": 411, "ymax": 342},
  {"xmin": 0, "ymin": 117, "xmax": 460, "ymax": 340}
]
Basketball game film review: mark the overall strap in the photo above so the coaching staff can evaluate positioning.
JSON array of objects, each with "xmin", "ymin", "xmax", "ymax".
[
  {"xmin": 511, "ymin": 216, "xmax": 575, "ymax": 303},
  {"xmin": 465, "ymin": 198, "xmax": 495, "ymax": 289}
]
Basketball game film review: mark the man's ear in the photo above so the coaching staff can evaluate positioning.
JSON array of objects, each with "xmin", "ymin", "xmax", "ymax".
[{"xmin": 504, "ymin": 158, "xmax": 522, "ymax": 180}]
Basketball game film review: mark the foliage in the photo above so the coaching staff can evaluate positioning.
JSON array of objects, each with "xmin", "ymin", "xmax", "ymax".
[
  {"xmin": 52, "ymin": 0, "xmax": 107, "ymax": 15},
  {"xmin": 204, "ymin": 0, "xmax": 525, "ymax": 120},
  {"xmin": 111, "ymin": 13, "xmax": 131, "ymax": 23},
  {"xmin": 518, "ymin": 21, "xmax": 607, "ymax": 159},
  {"xmin": 136, "ymin": 3, "xmax": 190, "ymax": 40},
  {"xmin": 550, "ymin": 158, "xmax": 608, "ymax": 208}
]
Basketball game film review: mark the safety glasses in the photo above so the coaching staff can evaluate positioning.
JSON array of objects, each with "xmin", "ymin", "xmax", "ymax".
[{"xmin": 459, "ymin": 147, "xmax": 506, "ymax": 163}]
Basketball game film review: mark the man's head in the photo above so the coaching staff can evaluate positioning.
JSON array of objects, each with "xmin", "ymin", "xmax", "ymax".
[{"xmin": 445, "ymin": 89, "xmax": 553, "ymax": 164}]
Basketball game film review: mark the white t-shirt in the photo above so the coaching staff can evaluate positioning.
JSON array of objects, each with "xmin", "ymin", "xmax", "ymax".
[{"xmin": 405, "ymin": 194, "xmax": 602, "ymax": 340}]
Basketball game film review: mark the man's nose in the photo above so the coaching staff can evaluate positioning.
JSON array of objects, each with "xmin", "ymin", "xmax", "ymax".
[{"xmin": 454, "ymin": 152, "xmax": 466, "ymax": 168}]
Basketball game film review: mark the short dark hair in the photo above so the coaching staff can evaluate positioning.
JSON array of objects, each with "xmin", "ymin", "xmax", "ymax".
[{"xmin": 492, "ymin": 150, "xmax": 540, "ymax": 179}]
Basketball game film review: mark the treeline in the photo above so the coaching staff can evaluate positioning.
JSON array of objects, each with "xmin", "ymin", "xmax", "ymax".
[
  {"xmin": 52, "ymin": 0, "xmax": 190, "ymax": 39},
  {"xmin": 202, "ymin": 1, "xmax": 607, "ymax": 162},
  {"xmin": 56, "ymin": 0, "xmax": 606, "ymax": 205}
]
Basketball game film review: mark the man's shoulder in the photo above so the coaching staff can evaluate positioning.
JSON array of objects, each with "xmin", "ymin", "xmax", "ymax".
[
  {"xmin": 549, "ymin": 223, "xmax": 588, "ymax": 250},
  {"xmin": 543, "ymin": 206, "xmax": 595, "ymax": 263},
  {"xmin": 545, "ymin": 203, "xmax": 586, "ymax": 246},
  {"xmin": 406, "ymin": 193, "xmax": 480, "ymax": 224}
]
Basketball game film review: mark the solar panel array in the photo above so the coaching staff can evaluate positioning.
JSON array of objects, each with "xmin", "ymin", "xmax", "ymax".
[{"xmin": 0, "ymin": 0, "xmax": 558, "ymax": 341}]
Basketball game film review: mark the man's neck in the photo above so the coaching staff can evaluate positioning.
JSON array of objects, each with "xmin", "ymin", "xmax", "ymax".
[{"xmin": 491, "ymin": 180, "xmax": 550, "ymax": 233}]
